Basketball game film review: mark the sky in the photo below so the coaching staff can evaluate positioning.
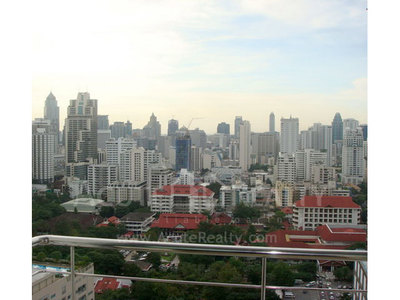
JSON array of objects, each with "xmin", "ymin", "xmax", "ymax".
[{"xmin": 32, "ymin": 0, "xmax": 367, "ymax": 134}]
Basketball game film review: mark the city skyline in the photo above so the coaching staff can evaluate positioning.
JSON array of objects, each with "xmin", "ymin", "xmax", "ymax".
[{"xmin": 32, "ymin": 0, "xmax": 367, "ymax": 133}]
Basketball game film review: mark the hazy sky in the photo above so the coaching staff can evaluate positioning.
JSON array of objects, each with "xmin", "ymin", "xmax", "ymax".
[{"xmin": 32, "ymin": 0, "xmax": 367, "ymax": 134}]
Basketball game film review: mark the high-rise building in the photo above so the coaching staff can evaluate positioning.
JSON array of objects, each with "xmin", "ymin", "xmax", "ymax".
[
  {"xmin": 32, "ymin": 119, "xmax": 56, "ymax": 183},
  {"xmin": 119, "ymin": 147, "xmax": 145, "ymax": 182},
  {"xmin": 175, "ymin": 135, "xmax": 191, "ymax": 171},
  {"xmin": 275, "ymin": 181, "xmax": 294, "ymax": 207},
  {"xmin": 65, "ymin": 92, "xmax": 98, "ymax": 164},
  {"xmin": 256, "ymin": 132, "xmax": 280, "ymax": 163},
  {"xmin": 332, "ymin": 113, "xmax": 343, "ymax": 143},
  {"xmin": 107, "ymin": 181, "xmax": 146, "ymax": 205},
  {"xmin": 105, "ymin": 138, "xmax": 136, "ymax": 166},
  {"xmin": 217, "ymin": 122, "xmax": 230, "ymax": 135},
  {"xmin": 229, "ymin": 139, "xmax": 239, "ymax": 161},
  {"xmin": 234, "ymin": 116, "xmax": 243, "ymax": 138},
  {"xmin": 220, "ymin": 183, "xmax": 257, "ymax": 213},
  {"xmin": 88, "ymin": 163, "xmax": 118, "ymax": 198},
  {"xmin": 143, "ymin": 113, "xmax": 161, "ymax": 140},
  {"xmin": 97, "ymin": 129, "xmax": 111, "ymax": 150},
  {"xmin": 125, "ymin": 120, "xmax": 132, "ymax": 137},
  {"xmin": 269, "ymin": 112, "xmax": 275, "ymax": 132},
  {"xmin": 109, "ymin": 121, "xmax": 132, "ymax": 139},
  {"xmin": 97, "ymin": 115, "xmax": 109, "ymax": 130},
  {"xmin": 189, "ymin": 128, "xmax": 207, "ymax": 149},
  {"xmin": 178, "ymin": 169, "xmax": 195, "ymax": 185},
  {"xmin": 311, "ymin": 165, "xmax": 336, "ymax": 185},
  {"xmin": 168, "ymin": 119, "xmax": 179, "ymax": 136},
  {"xmin": 343, "ymin": 118, "xmax": 359, "ymax": 136},
  {"xmin": 360, "ymin": 124, "xmax": 368, "ymax": 141},
  {"xmin": 277, "ymin": 153, "xmax": 296, "ymax": 183},
  {"xmin": 239, "ymin": 120, "xmax": 251, "ymax": 171},
  {"xmin": 280, "ymin": 116, "xmax": 299, "ymax": 155},
  {"xmin": 110, "ymin": 121, "xmax": 125, "ymax": 139},
  {"xmin": 147, "ymin": 164, "xmax": 174, "ymax": 201},
  {"xmin": 44, "ymin": 92, "xmax": 60, "ymax": 140},
  {"xmin": 119, "ymin": 147, "xmax": 162, "ymax": 182},
  {"xmin": 190, "ymin": 146, "xmax": 203, "ymax": 171},
  {"xmin": 295, "ymin": 149, "xmax": 328, "ymax": 182},
  {"xmin": 342, "ymin": 128, "xmax": 364, "ymax": 185}
]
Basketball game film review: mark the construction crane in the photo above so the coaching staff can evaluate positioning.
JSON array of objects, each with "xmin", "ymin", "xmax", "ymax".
[{"xmin": 187, "ymin": 117, "xmax": 204, "ymax": 130}]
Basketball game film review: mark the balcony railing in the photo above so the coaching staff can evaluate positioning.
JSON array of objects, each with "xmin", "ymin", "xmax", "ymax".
[{"xmin": 32, "ymin": 235, "xmax": 367, "ymax": 300}]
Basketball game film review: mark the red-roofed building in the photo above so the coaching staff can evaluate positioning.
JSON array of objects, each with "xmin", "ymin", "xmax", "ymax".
[
  {"xmin": 210, "ymin": 212, "xmax": 232, "ymax": 225},
  {"xmin": 293, "ymin": 196, "xmax": 361, "ymax": 230},
  {"xmin": 264, "ymin": 224, "xmax": 366, "ymax": 250},
  {"xmin": 96, "ymin": 216, "xmax": 121, "ymax": 227},
  {"xmin": 108, "ymin": 216, "xmax": 120, "ymax": 225},
  {"xmin": 95, "ymin": 277, "xmax": 132, "ymax": 294},
  {"xmin": 95, "ymin": 278, "xmax": 120, "ymax": 294},
  {"xmin": 150, "ymin": 213, "xmax": 207, "ymax": 236},
  {"xmin": 150, "ymin": 185, "xmax": 215, "ymax": 214}
]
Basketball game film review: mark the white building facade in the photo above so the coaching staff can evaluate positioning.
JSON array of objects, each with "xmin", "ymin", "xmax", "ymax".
[{"xmin": 293, "ymin": 196, "xmax": 361, "ymax": 230}]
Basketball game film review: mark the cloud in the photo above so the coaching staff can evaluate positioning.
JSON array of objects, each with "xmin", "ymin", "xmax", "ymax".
[{"xmin": 238, "ymin": 0, "xmax": 366, "ymax": 30}]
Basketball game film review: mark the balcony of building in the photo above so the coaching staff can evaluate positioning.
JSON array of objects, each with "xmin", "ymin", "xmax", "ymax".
[{"xmin": 32, "ymin": 235, "xmax": 367, "ymax": 300}]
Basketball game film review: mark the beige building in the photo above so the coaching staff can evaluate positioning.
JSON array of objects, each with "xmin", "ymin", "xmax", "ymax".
[
  {"xmin": 32, "ymin": 264, "xmax": 95, "ymax": 300},
  {"xmin": 107, "ymin": 180, "xmax": 146, "ymax": 205},
  {"xmin": 275, "ymin": 180, "xmax": 295, "ymax": 207}
]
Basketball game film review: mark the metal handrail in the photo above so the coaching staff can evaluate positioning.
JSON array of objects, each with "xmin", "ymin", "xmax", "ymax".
[
  {"xmin": 32, "ymin": 235, "xmax": 367, "ymax": 261},
  {"xmin": 32, "ymin": 235, "xmax": 367, "ymax": 300}
]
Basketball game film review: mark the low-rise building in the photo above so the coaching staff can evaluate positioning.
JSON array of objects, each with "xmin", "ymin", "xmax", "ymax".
[
  {"xmin": 61, "ymin": 198, "xmax": 104, "ymax": 214},
  {"xmin": 107, "ymin": 181, "xmax": 146, "ymax": 205},
  {"xmin": 150, "ymin": 185, "xmax": 215, "ymax": 214},
  {"xmin": 120, "ymin": 212, "xmax": 156, "ymax": 234},
  {"xmin": 293, "ymin": 196, "xmax": 361, "ymax": 230},
  {"xmin": 150, "ymin": 213, "xmax": 207, "ymax": 236}
]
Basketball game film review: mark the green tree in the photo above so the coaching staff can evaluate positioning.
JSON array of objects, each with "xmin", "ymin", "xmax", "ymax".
[
  {"xmin": 334, "ymin": 266, "xmax": 353, "ymax": 282},
  {"xmin": 100, "ymin": 206, "xmax": 115, "ymax": 218},
  {"xmin": 233, "ymin": 203, "xmax": 260, "ymax": 220},
  {"xmin": 49, "ymin": 250, "xmax": 62, "ymax": 262},
  {"xmin": 208, "ymin": 182, "xmax": 222, "ymax": 199},
  {"xmin": 96, "ymin": 288, "xmax": 132, "ymax": 300},
  {"xmin": 147, "ymin": 252, "xmax": 161, "ymax": 269},
  {"xmin": 122, "ymin": 262, "xmax": 142, "ymax": 277},
  {"xmin": 36, "ymin": 252, "xmax": 46, "ymax": 261},
  {"xmin": 269, "ymin": 262, "xmax": 295, "ymax": 286}
]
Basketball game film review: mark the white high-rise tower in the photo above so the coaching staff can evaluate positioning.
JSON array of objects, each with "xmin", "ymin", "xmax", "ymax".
[
  {"xmin": 269, "ymin": 112, "xmax": 275, "ymax": 132},
  {"xmin": 239, "ymin": 120, "xmax": 251, "ymax": 171},
  {"xmin": 280, "ymin": 117, "xmax": 299, "ymax": 155},
  {"xmin": 342, "ymin": 128, "xmax": 364, "ymax": 185}
]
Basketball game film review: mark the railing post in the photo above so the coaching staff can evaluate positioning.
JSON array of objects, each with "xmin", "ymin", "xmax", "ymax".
[
  {"xmin": 260, "ymin": 257, "xmax": 267, "ymax": 300},
  {"xmin": 70, "ymin": 246, "xmax": 75, "ymax": 300}
]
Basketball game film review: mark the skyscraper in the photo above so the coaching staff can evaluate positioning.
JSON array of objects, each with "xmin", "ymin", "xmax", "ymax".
[
  {"xmin": 239, "ymin": 120, "xmax": 251, "ymax": 171},
  {"xmin": 280, "ymin": 117, "xmax": 299, "ymax": 155},
  {"xmin": 168, "ymin": 119, "xmax": 179, "ymax": 136},
  {"xmin": 342, "ymin": 128, "xmax": 364, "ymax": 185},
  {"xmin": 97, "ymin": 115, "xmax": 109, "ymax": 130},
  {"xmin": 332, "ymin": 113, "xmax": 343, "ymax": 143},
  {"xmin": 217, "ymin": 122, "xmax": 230, "ymax": 135},
  {"xmin": 44, "ymin": 92, "xmax": 60, "ymax": 142},
  {"xmin": 65, "ymin": 92, "xmax": 98, "ymax": 164},
  {"xmin": 32, "ymin": 119, "xmax": 56, "ymax": 183},
  {"xmin": 175, "ymin": 135, "xmax": 191, "ymax": 171},
  {"xmin": 360, "ymin": 124, "xmax": 368, "ymax": 141},
  {"xmin": 143, "ymin": 113, "xmax": 161, "ymax": 140},
  {"xmin": 343, "ymin": 118, "xmax": 359, "ymax": 136},
  {"xmin": 269, "ymin": 112, "xmax": 275, "ymax": 133},
  {"xmin": 234, "ymin": 116, "xmax": 243, "ymax": 138}
]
